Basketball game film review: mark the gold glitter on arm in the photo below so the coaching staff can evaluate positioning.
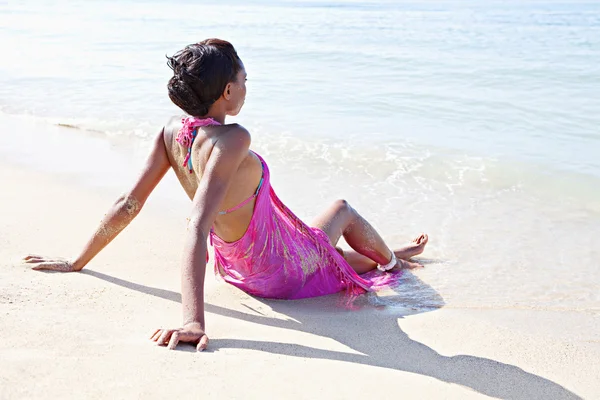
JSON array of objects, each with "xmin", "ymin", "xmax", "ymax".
[
  {"xmin": 94, "ymin": 195, "xmax": 142, "ymax": 242},
  {"xmin": 123, "ymin": 195, "xmax": 141, "ymax": 216},
  {"xmin": 71, "ymin": 194, "xmax": 143, "ymax": 270}
]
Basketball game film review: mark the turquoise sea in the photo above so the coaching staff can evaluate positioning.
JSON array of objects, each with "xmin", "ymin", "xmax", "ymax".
[{"xmin": 1, "ymin": 0, "xmax": 599, "ymax": 312}]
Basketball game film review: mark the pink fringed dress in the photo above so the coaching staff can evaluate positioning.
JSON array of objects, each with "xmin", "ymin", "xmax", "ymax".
[{"xmin": 178, "ymin": 117, "xmax": 401, "ymax": 300}]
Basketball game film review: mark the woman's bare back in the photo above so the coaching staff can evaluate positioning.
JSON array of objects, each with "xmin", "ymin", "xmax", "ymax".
[{"xmin": 163, "ymin": 116, "xmax": 263, "ymax": 243}]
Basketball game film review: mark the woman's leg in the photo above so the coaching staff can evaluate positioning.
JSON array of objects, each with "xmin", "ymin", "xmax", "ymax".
[
  {"xmin": 343, "ymin": 233, "xmax": 428, "ymax": 269},
  {"xmin": 311, "ymin": 199, "xmax": 426, "ymax": 274}
]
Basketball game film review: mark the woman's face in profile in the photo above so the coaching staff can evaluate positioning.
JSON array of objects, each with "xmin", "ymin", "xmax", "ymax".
[{"xmin": 228, "ymin": 62, "xmax": 247, "ymax": 116}]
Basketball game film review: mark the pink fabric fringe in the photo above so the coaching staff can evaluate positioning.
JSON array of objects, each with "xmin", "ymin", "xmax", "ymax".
[
  {"xmin": 175, "ymin": 116, "xmax": 221, "ymax": 172},
  {"xmin": 209, "ymin": 151, "xmax": 403, "ymax": 300}
]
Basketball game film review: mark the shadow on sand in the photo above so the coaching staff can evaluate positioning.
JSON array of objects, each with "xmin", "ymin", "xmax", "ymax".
[{"xmin": 82, "ymin": 269, "xmax": 580, "ymax": 400}]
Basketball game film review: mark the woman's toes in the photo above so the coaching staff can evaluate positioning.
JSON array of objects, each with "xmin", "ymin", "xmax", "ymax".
[{"xmin": 413, "ymin": 233, "xmax": 428, "ymax": 245}]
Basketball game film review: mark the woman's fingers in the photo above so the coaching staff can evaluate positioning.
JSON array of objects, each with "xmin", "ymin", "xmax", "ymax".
[
  {"xmin": 31, "ymin": 262, "xmax": 72, "ymax": 272},
  {"xmin": 157, "ymin": 329, "xmax": 173, "ymax": 346},
  {"xmin": 24, "ymin": 257, "xmax": 45, "ymax": 264},
  {"xmin": 31, "ymin": 262, "xmax": 57, "ymax": 271},
  {"xmin": 167, "ymin": 331, "xmax": 180, "ymax": 350},
  {"xmin": 197, "ymin": 335, "xmax": 209, "ymax": 352},
  {"xmin": 25, "ymin": 256, "xmax": 75, "ymax": 273},
  {"xmin": 149, "ymin": 329, "xmax": 161, "ymax": 341},
  {"xmin": 151, "ymin": 329, "xmax": 164, "ymax": 343}
]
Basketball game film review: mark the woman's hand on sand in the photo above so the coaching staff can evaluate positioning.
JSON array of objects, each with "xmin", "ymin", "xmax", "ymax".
[
  {"xmin": 23, "ymin": 255, "xmax": 78, "ymax": 272},
  {"xmin": 150, "ymin": 322, "xmax": 209, "ymax": 352}
]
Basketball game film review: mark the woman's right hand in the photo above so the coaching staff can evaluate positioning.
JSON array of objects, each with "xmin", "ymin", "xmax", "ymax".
[
  {"xmin": 150, "ymin": 322, "xmax": 209, "ymax": 352},
  {"xmin": 23, "ymin": 255, "xmax": 78, "ymax": 272}
]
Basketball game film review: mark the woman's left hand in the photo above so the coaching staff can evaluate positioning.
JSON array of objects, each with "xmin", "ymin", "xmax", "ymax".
[{"xmin": 23, "ymin": 255, "xmax": 78, "ymax": 272}]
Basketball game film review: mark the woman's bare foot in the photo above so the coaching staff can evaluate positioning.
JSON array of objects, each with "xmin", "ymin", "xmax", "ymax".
[
  {"xmin": 397, "ymin": 258, "xmax": 424, "ymax": 269},
  {"xmin": 394, "ymin": 233, "xmax": 428, "ymax": 261}
]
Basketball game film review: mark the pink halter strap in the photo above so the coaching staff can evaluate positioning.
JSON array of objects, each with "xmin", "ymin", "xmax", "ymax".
[{"xmin": 176, "ymin": 116, "xmax": 221, "ymax": 173}]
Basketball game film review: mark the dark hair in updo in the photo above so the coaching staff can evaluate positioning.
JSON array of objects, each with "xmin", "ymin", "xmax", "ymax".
[{"xmin": 166, "ymin": 39, "xmax": 242, "ymax": 117}]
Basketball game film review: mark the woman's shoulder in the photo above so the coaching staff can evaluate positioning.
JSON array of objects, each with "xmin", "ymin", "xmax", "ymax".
[
  {"xmin": 161, "ymin": 115, "xmax": 184, "ymax": 144},
  {"xmin": 221, "ymin": 123, "xmax": 250, "ymax": 137},
  {"xmin": 216, "ymin": 124, "xmax": 251, "ymax": 152},
  {"xmin": 164, "ymin": 115, "xmax": 184, "ymax": 133}
]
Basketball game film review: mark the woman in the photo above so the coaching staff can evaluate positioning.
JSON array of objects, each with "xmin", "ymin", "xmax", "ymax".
[{"xmin": 25, "ymin": 39, "xmax": 428, "ymax": 352}]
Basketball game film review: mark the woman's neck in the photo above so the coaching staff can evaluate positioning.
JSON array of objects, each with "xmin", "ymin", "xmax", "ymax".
[
  {"xmin": 204, "ymin": 115, "xmax": 225, "ymax": 125},
  {"xmin": 202, "ymin": 108, "xmax": 227, "ymax": 125}
]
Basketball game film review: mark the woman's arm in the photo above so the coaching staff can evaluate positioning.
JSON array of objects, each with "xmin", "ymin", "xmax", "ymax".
[
  {"xmin": 25, "ymin": 128, "xmax": 171, "ymax": 272},
  {"xmin": 151, "ymin": 125, "xmax": 251, "ymax": 352}
]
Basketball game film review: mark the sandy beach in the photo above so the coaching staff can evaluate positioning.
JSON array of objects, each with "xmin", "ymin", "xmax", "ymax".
[
  {"xmin": 3, "ymin": 0, "xmax": 600, "ymax": 397},
  {"xmin": 1, "ymin": 158, "xmax": 598, "ymax": 400}
]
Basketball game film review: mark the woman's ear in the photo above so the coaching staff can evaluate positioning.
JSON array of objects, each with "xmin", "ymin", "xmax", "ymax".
[{"xmin": 223, "ymin": 83, "xmax": 232, "ymax": 100}]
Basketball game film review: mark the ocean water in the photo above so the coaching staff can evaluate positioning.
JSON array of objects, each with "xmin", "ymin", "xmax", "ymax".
[{"xmin": 1, "ymin": 0, "xmax": 599, "ymax": 312}]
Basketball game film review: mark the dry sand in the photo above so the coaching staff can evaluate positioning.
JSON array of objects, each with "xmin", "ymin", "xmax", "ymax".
[{"xmin": 1, "ymin": 161, "xmax": 598, "ymax": 399}]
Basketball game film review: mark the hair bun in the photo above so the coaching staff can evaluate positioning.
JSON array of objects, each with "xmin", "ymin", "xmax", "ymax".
[{"xmin": 166, "ymin": 39, "xmax": 242, "ymax": 117}]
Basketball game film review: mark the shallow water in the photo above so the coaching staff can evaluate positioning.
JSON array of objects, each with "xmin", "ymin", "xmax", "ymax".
[{"xmin": 1, "ymin": 0, "xmax": 599, "ymax": 312}]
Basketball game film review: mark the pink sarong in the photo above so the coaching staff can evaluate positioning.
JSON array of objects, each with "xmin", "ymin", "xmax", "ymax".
[{"xmin": 209, "ymin": 151, "xmax": 402, "ymax": 299}]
